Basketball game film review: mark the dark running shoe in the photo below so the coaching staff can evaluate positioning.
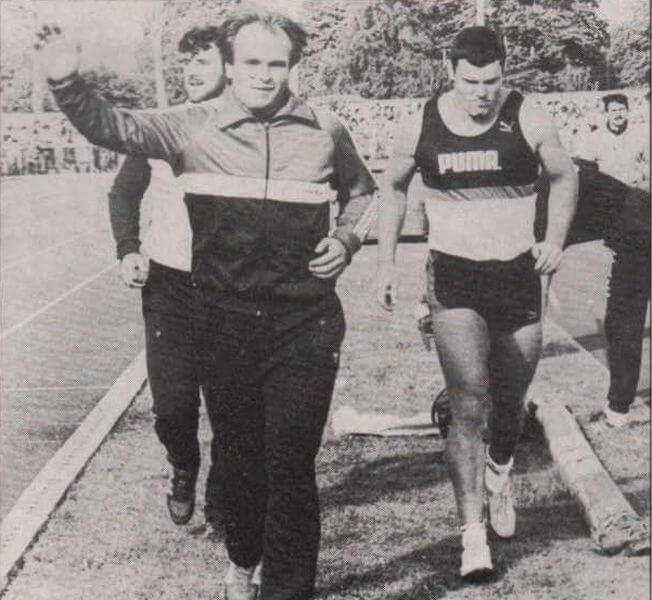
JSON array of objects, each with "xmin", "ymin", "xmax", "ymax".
[
  {"xmin": 166, "ymin": 467, "xmax": 197, "ymax": 525},
  {"xmin": 432, "ymin": 388, "xmax": 452, "ymax": 439}
]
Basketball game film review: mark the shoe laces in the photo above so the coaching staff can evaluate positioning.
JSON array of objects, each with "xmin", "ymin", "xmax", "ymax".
[{"xmin": 171, "ymin": 468, "xmax": 196, "ymax": 499}]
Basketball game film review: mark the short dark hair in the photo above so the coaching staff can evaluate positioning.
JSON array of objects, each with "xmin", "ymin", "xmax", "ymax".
[
  {"xmin": 450, "ymin": 26, "xmax": 506, "ymax": 70},
  {"xmin": 602, "ymin": 93, "xmax": 629, "ymax": 111},
  {"xmin": 221, "ymin": 9, "xmax": 307, "ymax": 67},
  {"xmin": 178, "ymin": 26, "xmax": 225, "ymax": 55}
]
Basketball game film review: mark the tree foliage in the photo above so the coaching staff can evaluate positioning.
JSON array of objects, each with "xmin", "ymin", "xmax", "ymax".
[
  {"xmin": 84, "ymin": 65, "xmax": 156, "ymax": 110},
  {"xmin": 0, "ymin": 0, "xmax": 623, "ymax": 111},
  {"xmin": 0, "ymin": 0, "xmax": 34, "ymax": 111},
  {"xmin": 488, "ymin": 0, "xmax": 609, "ymax": 91},
  {"xmin": 608, "ymin": 0, "xmax": 650, "ymax": 87},
  {"xmin": 302, "ymin": 0, "xmax": 610, "ymax": 98},
  {"xmin": 302, "ymin": 0, "xmax": 474, "ymax": 98}
]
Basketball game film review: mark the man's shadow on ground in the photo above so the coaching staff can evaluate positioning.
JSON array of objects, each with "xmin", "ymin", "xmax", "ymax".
[{"xmin": 316, "ymin": 419, "xmax": 586, "ymax": 598}]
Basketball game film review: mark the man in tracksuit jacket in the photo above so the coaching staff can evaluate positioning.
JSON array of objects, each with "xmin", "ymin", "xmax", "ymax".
[
  {"xmin": 108, "ymin": 26, "xmax": 228, "ymax": 530},
  {"xmin": 37, "ymin": 9, "xmax": 376, "ymax": 600}
]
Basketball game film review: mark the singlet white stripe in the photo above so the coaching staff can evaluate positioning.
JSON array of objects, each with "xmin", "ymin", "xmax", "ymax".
[
  {"xmin": 179, "ymin": 173, "xmax": 336, "ymax": 205},
  {"xmin": 410, "ymin": 177, "xmax": 537, "ymax": 261}
]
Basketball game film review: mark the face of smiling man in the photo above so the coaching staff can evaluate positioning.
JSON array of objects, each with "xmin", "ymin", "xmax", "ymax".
[
  {"xmin": 183, "ymin": 45, "xmax": 225, "ymax": 103},
  {"xmin": 225, "ymin": 22, "xmax": 293, "ymax": 117}
]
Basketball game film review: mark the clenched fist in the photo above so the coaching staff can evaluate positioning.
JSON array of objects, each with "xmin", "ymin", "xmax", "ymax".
[
  {"xmin": 531, "ymin": 241, "xmax": 564, "ymax": 275},
  {"xmin": 120, "ymin": 252, "xmax": 150, "ymax": 288},
  {"xmin": 34, "ymin": 24, "xmax": 81, "ymax": 82}
]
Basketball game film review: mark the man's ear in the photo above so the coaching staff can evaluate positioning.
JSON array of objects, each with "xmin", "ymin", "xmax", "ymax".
[
  {"xmin": 446, "ymin": 59, "xmax": 455, "ymax": 81},
  {"xmin": 225, "ymin": 62, "xmax": 233, "ymax": 80}
]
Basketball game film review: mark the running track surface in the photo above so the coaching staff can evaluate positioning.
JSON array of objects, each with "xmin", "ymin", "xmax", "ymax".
[
  {"xmin": 1, "ymin": 175, "xmax": 144, "ymax": 519},
  {"xmin": 0, "ymin": 174, "xmax": 649, "ymax": 520}
]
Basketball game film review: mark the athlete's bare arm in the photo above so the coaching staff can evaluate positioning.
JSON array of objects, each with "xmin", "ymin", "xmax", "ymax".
[
  {"xmin": 520, "ymin": 98, "xmax": 578, "ymax": 274},
  {"xmin": 376, "ymin": 113, "xmax": 420, "ymax": 310}
]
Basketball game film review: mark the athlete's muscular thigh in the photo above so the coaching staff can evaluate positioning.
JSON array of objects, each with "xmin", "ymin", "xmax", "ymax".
[
  {"xmin": 489, "ymin": 319, "xmax": 542, "ymax": 397},
  {"xmin": 432, "ymin": 308, "xmax": 491, "ymax": 392}
]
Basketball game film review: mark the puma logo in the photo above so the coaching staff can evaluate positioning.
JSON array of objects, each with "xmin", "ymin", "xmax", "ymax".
[
  {"xmin": 437, "ymin": 150, "xmax": 502, "ymax": 174},
  {"xmin": 498, "ymin": 120, "xmax": 514, "ymax": 133}
]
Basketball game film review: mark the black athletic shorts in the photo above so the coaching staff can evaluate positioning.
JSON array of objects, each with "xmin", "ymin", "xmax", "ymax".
[{"xmin": 426, "ymin": 249, "xmax": 542, "ymax": 332}]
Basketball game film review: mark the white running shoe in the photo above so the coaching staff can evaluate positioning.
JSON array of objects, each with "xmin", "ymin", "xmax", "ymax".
[
  {"xmin": 251, "ymin": 561, "xmax": 262, "ymax": 587},
  {"xmin": 603, "ymin": 405, "xmax": 633, "ymax": 428},
  {"xmin": 460, "ymin": 521, "xmax": 494, "ymax": 580},
  {"xmin": 224, "ymin": 560, "xmax": 259, "ymax": 600},
  {"xmin": 485, "ymin": 450, "xmax": 516, "ymax": 539}
]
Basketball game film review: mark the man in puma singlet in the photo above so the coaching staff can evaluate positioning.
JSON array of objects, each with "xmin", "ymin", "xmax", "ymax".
[{"xmin": 377, "ymin": 27, "xmax": 577, "ymax": 580}]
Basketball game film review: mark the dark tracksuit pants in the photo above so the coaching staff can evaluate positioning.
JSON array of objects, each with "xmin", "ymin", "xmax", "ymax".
[
  {"xmin": 605, "ymin": 246, "xmax": 651, "ymax": 413},
  {"xmin": 141, "ymin": 260, "xmax": 220, "ymax": 521},
  {"xmin": 194, "ymin": 292, "xmax": 345, "ymax": 600},
  {"xmin": 537, "ymin": 165, "xmax": 651, "ymax": 413}
]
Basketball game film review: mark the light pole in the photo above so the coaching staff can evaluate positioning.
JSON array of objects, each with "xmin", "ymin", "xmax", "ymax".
[{"xmin": 476, "ymin": 0, "xmax": 486, "ymax": 25}]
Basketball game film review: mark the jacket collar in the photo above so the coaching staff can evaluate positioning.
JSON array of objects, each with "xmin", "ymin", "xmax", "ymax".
[{"xmin": 213, "ymin": 86, "xmax": 317, "ymax": 129}]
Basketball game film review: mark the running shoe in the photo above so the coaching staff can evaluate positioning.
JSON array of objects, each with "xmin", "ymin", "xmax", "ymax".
[
  {"xmin": 252, "ymin": 561, "xmax": 263, "ymax": 587},
  {"xmin": 166, "ymin": 467, "xmax": 197, "ymax": 525},
  {"xmin": 603, "ymin": 404, "xmax": 633, "ymax": 428},
  {"xmin": 460, "ymin": 521, "xmax": 494, "ymax": 580},
  {"xmin": 485, "ymin": 450, "xmax": 516, "ymax": 538},
  {"xmin": 224, "ymin": 560, "xmax": 259, "ymax": 600}
]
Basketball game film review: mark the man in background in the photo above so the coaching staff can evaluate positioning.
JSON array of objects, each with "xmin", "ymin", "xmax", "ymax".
[
  {"xmin": 108, "ymin": 25, "xmax": 226, "ymax": 531},
  {"xmin": 574, "ymin": 93, "xmax": 650, "ymax": 427}
]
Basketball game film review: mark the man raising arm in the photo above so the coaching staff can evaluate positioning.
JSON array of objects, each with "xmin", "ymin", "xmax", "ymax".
[{"xmin": 37, "ymin": 11, "xmax": 375, "ymax": 600}]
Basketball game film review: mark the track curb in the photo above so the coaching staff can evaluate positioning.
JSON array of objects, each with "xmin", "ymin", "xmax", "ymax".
[
  {"xmin": 0, "ymin": 351, "xmax": 147, "ymax": 591},
  {"xmin": 533, "ymin": 318, "xmax": 649, "ymax": 554}
]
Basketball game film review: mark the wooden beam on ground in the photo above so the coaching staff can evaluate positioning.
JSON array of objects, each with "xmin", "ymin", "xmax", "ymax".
[
  {"xmin": 529, "ymin": 395, "xmax": 650, "ymax": 556},
  {"xmin": 0, "ymin": 351, "xmax": 147, "ymax": 591}
]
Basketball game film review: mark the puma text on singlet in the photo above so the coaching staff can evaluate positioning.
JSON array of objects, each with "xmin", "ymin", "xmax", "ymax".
[{"xmin": 413, "ymin": 91, "xmax": 540, "ymax": 260}]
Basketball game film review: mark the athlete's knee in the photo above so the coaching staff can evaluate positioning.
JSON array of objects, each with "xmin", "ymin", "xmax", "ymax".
[{"xmin": 447, "ymin": 384, "xmax": 490, "ymax": 425}]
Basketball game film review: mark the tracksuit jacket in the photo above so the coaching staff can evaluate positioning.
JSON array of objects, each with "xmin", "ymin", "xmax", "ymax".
[{"xmin": 51, "ymin": 76, "xmax": 377, "ymax": 312}]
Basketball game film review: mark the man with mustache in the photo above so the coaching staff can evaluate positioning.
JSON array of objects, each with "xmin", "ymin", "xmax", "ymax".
[
  {"xmin": 108, "ymin": 26, "xmax": 227, "ymax": 532},
  {"xmin": 571, "ymin": 93, "xmax": 650, "ymax": 427}
]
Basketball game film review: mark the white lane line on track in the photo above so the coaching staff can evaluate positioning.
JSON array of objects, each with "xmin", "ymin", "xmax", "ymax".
[
  {"xmin": 0, "ymin": 386, "xmax": 111, "ymax": 393},
  {"xmin": 0, "ymin": 229, "xmax": 99, "ymax": 273},
  {"xmin": 0, "ymin": 351, "xmax": 147, "ymax": 590},
  {"xmin": 0, "ymin": 262, "xmax": 117, "ymax": 340}
]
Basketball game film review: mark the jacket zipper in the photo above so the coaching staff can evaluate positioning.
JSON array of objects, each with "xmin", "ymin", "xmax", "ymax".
[
  {"xmin": 263, "ymin": 121, "xmax": 271, "ymax": 199},
  {"xmin": 262, "ymin": 122, "xmax": 271, "ymax": 288}
]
